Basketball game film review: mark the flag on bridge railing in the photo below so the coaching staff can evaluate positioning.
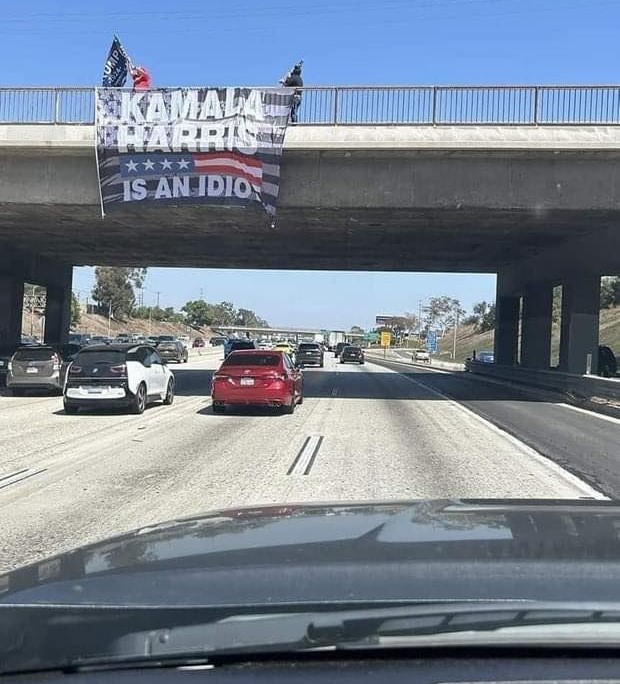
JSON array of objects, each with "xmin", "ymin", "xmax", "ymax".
[
  {"xmin": 102, "ymin": 36, "xmax": 130, "ymax": 87},
  {"xmin": 94, "ymin": 87, "xmax": 294, "ymax": 218}
]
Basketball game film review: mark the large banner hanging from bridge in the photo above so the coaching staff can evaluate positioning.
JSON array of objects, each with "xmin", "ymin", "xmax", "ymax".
[{"xmin": 95, "ymin": 87, "xmax": 294, "ymax": 217}]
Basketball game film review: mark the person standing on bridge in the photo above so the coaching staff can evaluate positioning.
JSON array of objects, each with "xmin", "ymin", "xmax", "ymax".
[{"xmin": 281, "ymin": 61, "xmax": 303, "ymax": 123}]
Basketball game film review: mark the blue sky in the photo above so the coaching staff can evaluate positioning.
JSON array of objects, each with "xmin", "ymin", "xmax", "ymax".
[{"xmin": 5, "ymin": 0, "xmax": 617, "ymax": 329}]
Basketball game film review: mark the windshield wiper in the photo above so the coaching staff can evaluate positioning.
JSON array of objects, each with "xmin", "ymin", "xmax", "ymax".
[
  {"xmin": 65, "ymin": 601, "xmax": 620, "ymax": 670},
  {"xmin": 6, "ymin": 601, "xmax": 620, "ymax": 674}
]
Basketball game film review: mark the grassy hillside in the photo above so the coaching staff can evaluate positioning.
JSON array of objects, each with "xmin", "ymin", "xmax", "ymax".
[
  {"xmin": 23, "ymin": 311, "xmax": 211, "ymax": 341},
  {"xmin": 437, "ymin": 306, "xmax": 620, "ymax": 364}
]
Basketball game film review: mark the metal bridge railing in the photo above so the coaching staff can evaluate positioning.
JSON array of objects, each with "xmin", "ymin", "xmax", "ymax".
[{"xmin": 1, "ymin": 86, "xmax": 620, "ymax": 125}]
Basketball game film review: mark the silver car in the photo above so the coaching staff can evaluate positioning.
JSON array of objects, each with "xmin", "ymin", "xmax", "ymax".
[{"xmin": 6, "ymin": 344, "xmax": 80, "ymax": 396}]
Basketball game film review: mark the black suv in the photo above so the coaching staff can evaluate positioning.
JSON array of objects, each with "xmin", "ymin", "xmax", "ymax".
[
  {"xmin": 340, "ymin": 345, "xmax": 365, "ymax": 365},
  {"xmin": 157, "ymin": 340, "xmax": 188, "ymax": 363},
  {"xmin": 296, "ymin": 342, "xmax": 324, "ymax": 368},
  {"xmin": 334, "ymin": 342, "xmax": 348, "ymax": 358},
  {"xmin": 225, "ymin": 340, "xmax": 257, "ymax": 357}
]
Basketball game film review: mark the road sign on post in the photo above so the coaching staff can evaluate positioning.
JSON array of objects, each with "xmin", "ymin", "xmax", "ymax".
[
  {"xmin": 426, "ymin": 331, "xmax": 438, "ymax": 354},
  {"xmin": 380, "ymin": 331, "xmax": 391, "ymax": 358}
]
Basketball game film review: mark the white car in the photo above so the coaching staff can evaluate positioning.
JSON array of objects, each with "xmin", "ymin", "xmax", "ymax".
[
  {"xmin": 63, "ymin": 343, "xmax": 175, "ymax": 415},
  {"xmin": 413, "ymin": 349, "xmax": 431, "ymax": 363}
]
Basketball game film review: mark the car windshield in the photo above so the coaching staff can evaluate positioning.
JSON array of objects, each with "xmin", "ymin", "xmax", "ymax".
[
  {"xmin": 3, "ymin": 5, "xmax": 620, "ymax": 677},
  {"xmin": 224, "ymin": 354, "xmax": 281, "ymax": 366}
]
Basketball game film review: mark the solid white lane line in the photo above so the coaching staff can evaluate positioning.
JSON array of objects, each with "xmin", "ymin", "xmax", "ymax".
[
  {"xmin": 557, "ymin": 401, "xmax": 620, "ymax": 426},
  {"xmin": 365, "ymin": 360, "xmax": 608, "ymax": 501}
]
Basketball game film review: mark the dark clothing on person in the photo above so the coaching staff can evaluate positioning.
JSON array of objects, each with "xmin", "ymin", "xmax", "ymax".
[
  {"xmin": 284, "ymin": 67, "xmax": 303, "ymax": 122},
  {"xmin": 284, "ymin": 72, "xmax": 303, "ymax": 88}
]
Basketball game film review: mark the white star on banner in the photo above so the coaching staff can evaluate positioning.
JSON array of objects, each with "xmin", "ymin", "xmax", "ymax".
[
  {"xmin": 143, "ymin": 159, "xmax": 155, "ymax": 170},
  {"xmin": 160, "ymin": 158, "xmax": 173, "ymax": 170},
  {"xmin": 177, "ymin": 158, "xmax": 190, "ymax": 170},
  {"xmin": 125, "ymin": 159, "xmax": 138, "ymax": 172}
]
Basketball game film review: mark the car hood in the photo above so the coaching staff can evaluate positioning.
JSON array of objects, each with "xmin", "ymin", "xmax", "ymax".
[{"xmin": 4, "ymin": 499, "xmax": 620, "ymax": 606}]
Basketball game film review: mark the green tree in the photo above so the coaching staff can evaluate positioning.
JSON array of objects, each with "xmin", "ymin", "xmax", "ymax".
[
  {"xmin": 181, "ymin": 299, "xmax": 214, "ymax": 327},
  {"xmin": 426, "ymin": 296, "xmax": 465, "ymax": 332},
  {"xmin": 601, "ymin": 276, "xmax": 620, "ymax": 309},
  {"xmin": 71, "ymin": 292, "xmax": 81, "ymax": 327},
  {"xmin": 211, "ymin": 301, "xmax": 237, "ymax": 325},
  {"xmin": 91, "ymin": 267, "xmax": 146, "ymax": 319},
  {"xmin": 467, "ymin": 300, "xmax": 495, "ymax": 332},
  {"xmin": 350, "ymin": 325, "xmax": 364, "ymax": 334},
  {"xmin": 235, "ymin": 307, "xmax": 265, "ymax": 327}
]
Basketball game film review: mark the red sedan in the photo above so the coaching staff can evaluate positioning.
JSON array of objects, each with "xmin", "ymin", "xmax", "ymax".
[{"xmin": 211, "ymin": 350, "xmax": 303, "ymax": 414}]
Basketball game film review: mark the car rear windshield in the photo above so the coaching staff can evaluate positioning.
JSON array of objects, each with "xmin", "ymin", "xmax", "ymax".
[
  {"xmin": 231, "ymin": 342, "xmax": 255, "ymax": 350},
  {"xmin": 224, "ymin": 354, "xmax": 280, "ymax": 367},
  {"xmin": 158, "ymin": 343, "xmax": 177, "ymax": 350},
  {"xmin": 13, "ymin": 347, "xmax": 55, "ymax": 361},
  {"xmin": 299, "ymin": 343, "xmax": 320, "ymax": 350},
  {"xmin": 73, "ymin": 350, "xmax": 126, "ymax": 365}
]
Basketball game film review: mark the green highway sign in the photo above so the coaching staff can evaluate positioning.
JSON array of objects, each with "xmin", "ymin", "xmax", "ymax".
[{"xmin": 364, "ymin": 331, "xmax": 379, "ymax": 342}]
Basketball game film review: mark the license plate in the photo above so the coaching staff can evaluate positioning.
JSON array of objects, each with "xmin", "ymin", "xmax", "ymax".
[
  {"xmin": 26, "ymin": 367, "xmax": 38, "ymax": 374},
  {"xmin": 86, "ymin": 387, "xmax": 104, "ymax": 394},
  {"xmin": 240, "ymin": 377, "xmax": 254, "ymax": 386}
]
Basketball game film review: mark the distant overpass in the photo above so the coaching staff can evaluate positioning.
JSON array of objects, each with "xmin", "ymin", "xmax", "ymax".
[
  {"xmin": 211, "ymin": 325, "xmax": 350, "ymax": 341},
  {"xmin": 0, "ymin": 85, "xmax": 618, "ymax": 377}
]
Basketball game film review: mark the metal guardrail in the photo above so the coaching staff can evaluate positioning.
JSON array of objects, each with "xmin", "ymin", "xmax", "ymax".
[
  {"xmin": 465, "ymin": 359, "xmax": 620, "ymax": 402},
  {"xmin": 2, "ymin": 86, "xmax": 620, "ymax": 125}
]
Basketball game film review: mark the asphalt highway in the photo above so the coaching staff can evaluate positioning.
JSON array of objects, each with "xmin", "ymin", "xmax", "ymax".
[
  {"xmin": 368, "ymin": 351, "xmax": 620, "ymax": 499},
  {"xmin": 0, "ymin": 351, "xmax": 613, "ymax": 572}
]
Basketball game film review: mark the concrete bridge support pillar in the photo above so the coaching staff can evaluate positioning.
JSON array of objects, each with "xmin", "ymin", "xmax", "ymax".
[
  {"xmin": 44, "ymin": 266, "xmax": 72, "ymax": 344},
  {"xmin": 0, "ymin": 274, "xmax": 24, "ymax": 345},
  {"xmin": 558, "ymin": 275, "xmax": 600, "ymax": 375},
  {"xmin": 494, "ymin": 277, "xmax": 520, "ymax": 366},
  {"xmin": 520, "ymin": 284, "xmax": 553, "ymax": 370}
]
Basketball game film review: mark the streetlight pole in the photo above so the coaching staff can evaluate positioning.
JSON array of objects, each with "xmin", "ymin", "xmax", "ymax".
[
  {"xmin": 452, "ymin": 309, "xmax": 460, "ymax": 360},
  {"xmin": 108, "ymin": 301, "xmax": 112, "ymax": 338}
]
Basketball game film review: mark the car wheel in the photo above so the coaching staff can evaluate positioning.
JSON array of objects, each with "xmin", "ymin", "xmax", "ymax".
[
  {"xmin": 10, "ymin": 388, "xmax": 24, "ymax": 397},
  {"xmin": 340, "ymin": 359, "xmax": 345, "ymax": 364},
  {"xmin": 320, "ymin": 361, "xmax": 324, "ymax": 368},
  {"xmin": 130, "ymin": 382, "xmax": 147, "ymax": 415},
  {"xmin": 63, "ymin": 402, "xmax": 79, "ymax": 415},
  {"xmin": 212, "ymin": 403, "xmax": 225, "ymax": 414},
  {"xmin": 360, "ymin": 360, "xmax": 365, "ymax": 365},
  {"xmin": 283, "ymin": 397, "xmax": 296, "ymax": 414},
  {"xmin": 163, "ymin": 378, "xmax": 175, "ymax": 405}
]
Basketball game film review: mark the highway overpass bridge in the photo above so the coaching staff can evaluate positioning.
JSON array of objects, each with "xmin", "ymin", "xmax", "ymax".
[{"xmin": 0, "ymin": 85, "xmax": 618, "ymax": 376}]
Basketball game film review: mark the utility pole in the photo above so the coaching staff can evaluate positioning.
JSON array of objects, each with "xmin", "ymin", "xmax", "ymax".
[
  {"xmin": 108, "ymin": 300, "xmax": 112, "ymax": 338},
  {"xmin": 452, "ymin": 309, "xmax": 460, "ymax": 360},
  {"xmin": 418, "ymin": 299, "xmax": 423, "ymax": 342},
  {"xmin": 156, "ymin": 291, "xmax": 161, "ymax": 308}
]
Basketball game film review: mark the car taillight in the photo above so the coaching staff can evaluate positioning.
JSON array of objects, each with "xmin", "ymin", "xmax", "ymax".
[
  {"xmin": 69, "ymin": 364, "xmax": 82, "ymax": 374},
  {"xmin": 110, "ymin": 364, "xmax": 127, "ymax": 375},
  {"xmin": 213, "ymin": 373, "xmax": 231, "ymax": 381},
  {"xmin": 265, "ymin": 372, "xmax": 287, "ymax": 382},
  {"xmin": 52, "ymin": 353, "xmax": 61, "ymax": 370},
  {"xmin": 7, "ymin": 361, "xmax": 12, "ymax": 372}
]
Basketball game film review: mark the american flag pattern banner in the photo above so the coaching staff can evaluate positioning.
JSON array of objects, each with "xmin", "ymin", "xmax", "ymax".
[{"xmin": 95, "ymin": 87, "xmax": 294, "ymax": 217}]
